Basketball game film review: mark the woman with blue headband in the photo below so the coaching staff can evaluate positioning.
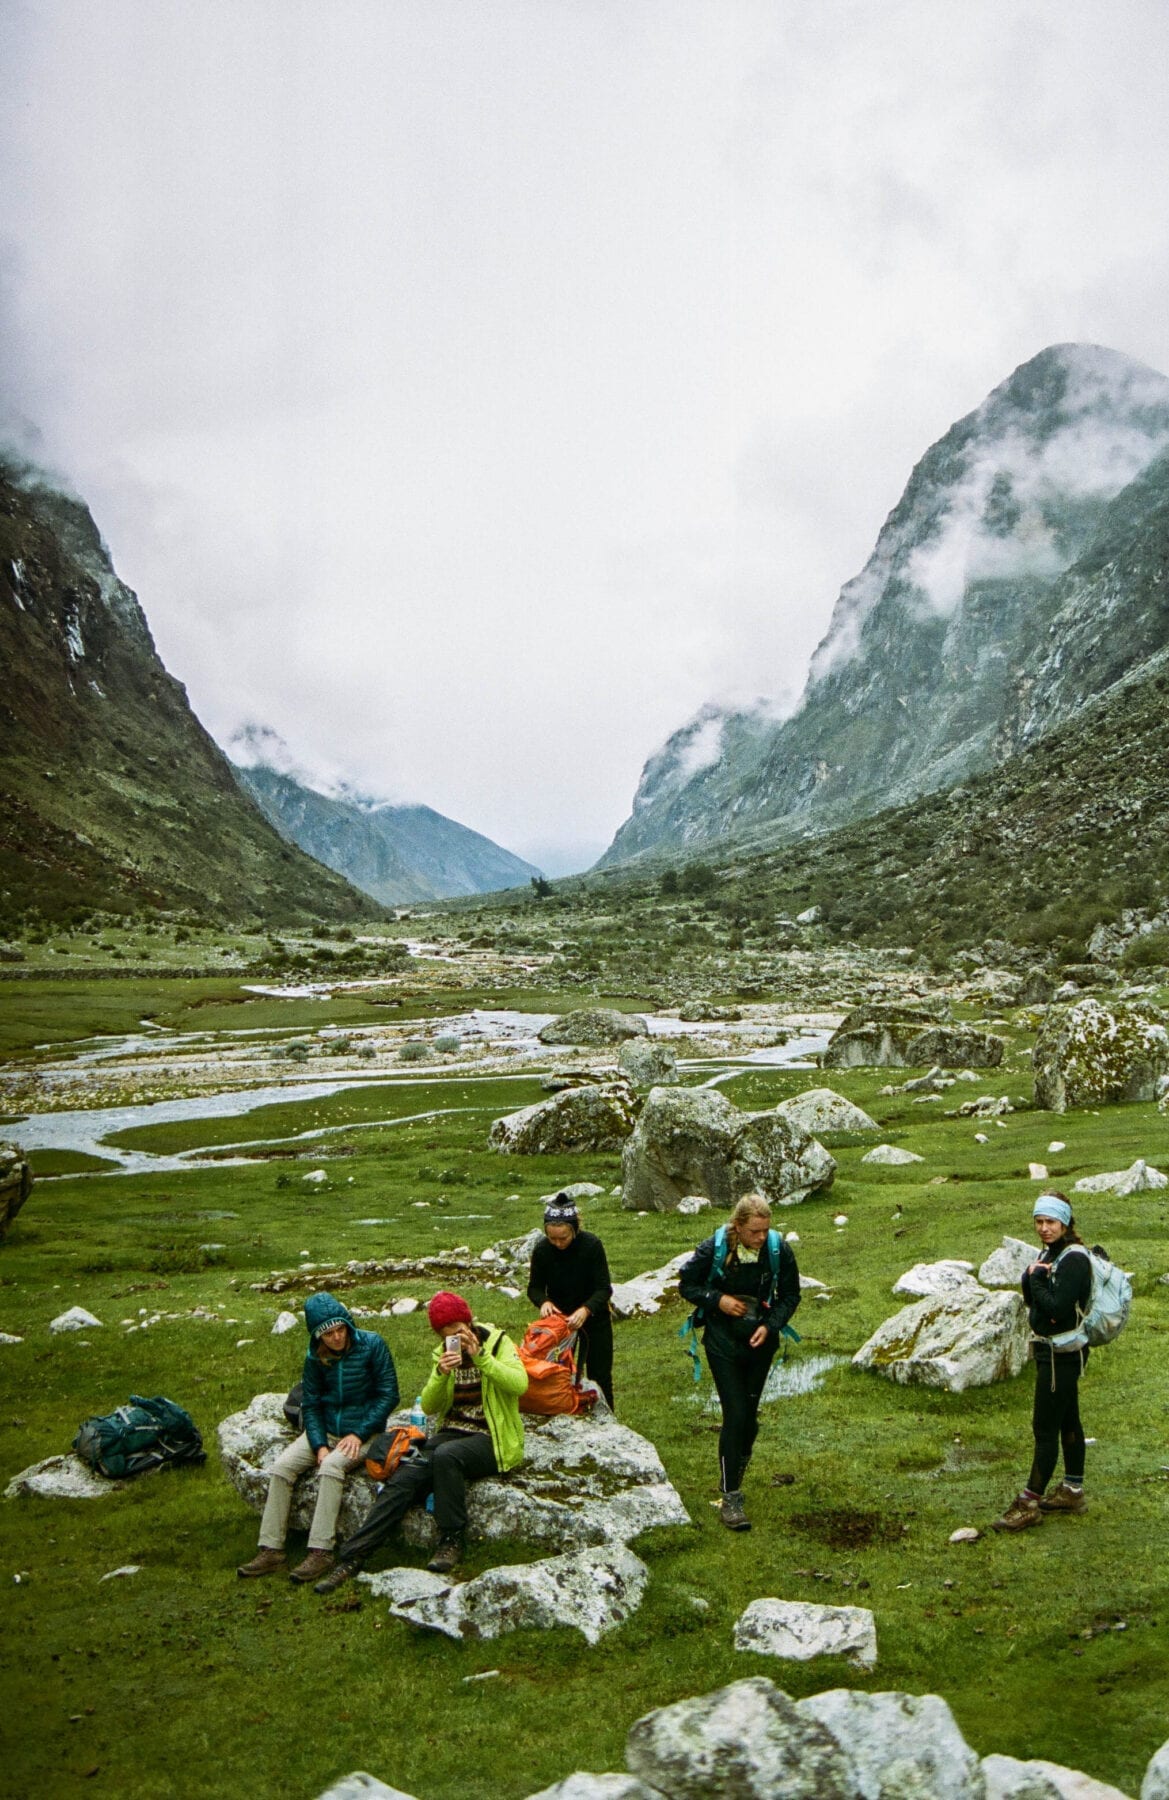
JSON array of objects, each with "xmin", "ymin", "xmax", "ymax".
[{"xmin": 992, "ymin": 1192, "xmax": 1093, "ymax": 1532}]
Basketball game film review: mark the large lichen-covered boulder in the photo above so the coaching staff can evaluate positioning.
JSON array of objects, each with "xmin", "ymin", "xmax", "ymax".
[
  {"xmin": 908, "ymin": 1027, "xmax": 1004, "ymax": 1069},
  {"xmin": 774, "ymin": 1088, "xmax": 878, "ymax": 1134},
  {"xmin": 538, "ymin": 1010, "xmax": 648, "ymax": 1047},
  {"xmin": 1033, "ymin": 997, "xmax": 1169, "ymax": 1112},
  {"xmin": 978, "ymin": 1236, "xmax": 1033, "ymax": 1288},
  {"xmin": 219, "ymin": 1395, "xmax": 689, "ymax": 1551},
  {"xmin": 799, "ymin": 1691, "xmax": 984, "ymax": 1800},
  {"xmin": 626, "ymin": 1678, "xmax": 854, "ymax": 1800},
  {"xmin": 618, "ymin": 1039, "xmax": 678, "ymax": 1087},
  {"xmin": 375, "ymin": 1543, "xmax": 648, "ymax": 1645},
  {"xmin": 825, "ymin": 1023, "xmax": 1003, "ymax": 1070},
  {"xmin": 982, "ymin": 1752, "xmax": 1130, "ymax": 1798},
  {"xmin": 489, "ymin": 1082, "xmax": 638, "ymax": 1154},
  {"xmin": 734, "ymin": 1600, "xmax": 877, "ymax": 1670},
  {"xmin": 0, "ymin": 1142, "xmax": 32, "ymax": 1241},
  {"xmin": 835, "ymin": 1001, "xmax": 951, "ymax": 1032},
  {"xmin": 621, "ymin": 1087, "xmax": 835, "ymax": 1213},
  {"xmin": 853, "ymin": 1290, "xmax": 1030, "ymax": 1391}
]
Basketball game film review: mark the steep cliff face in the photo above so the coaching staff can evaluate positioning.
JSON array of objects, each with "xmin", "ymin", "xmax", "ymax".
[
  {"xmin": 0, "ymin": 458, "xmax": 377, "ymax": 925},
  {"xmin": 233, "ymin": 759, "xmax": 541, "ymax": 905},
  {"xmin": 600, "ymin": 344, "xmax": 1169, "ymax": 867}
]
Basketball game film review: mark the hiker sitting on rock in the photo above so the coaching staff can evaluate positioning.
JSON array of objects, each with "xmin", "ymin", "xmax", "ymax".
[
  {"xmin": 237, "ymin": 1292, "xmax": 398, "ymax": 1585},
  {"xmin": 678, "ymin": 1193, "xmax": 800, "ymax": 1533},
  {"xmin": 313, "ymin": 1289, "xmax": 528, "ymax": 1593},
  {"xmin": 527, "ymin": 1194, "xmax": 615, "ymax": 1408}
]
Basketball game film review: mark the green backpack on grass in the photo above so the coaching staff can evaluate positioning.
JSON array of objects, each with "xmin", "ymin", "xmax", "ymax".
[{"xmin": 73, "ymin": 1395, "xmax": 205, "ymax": 1480}]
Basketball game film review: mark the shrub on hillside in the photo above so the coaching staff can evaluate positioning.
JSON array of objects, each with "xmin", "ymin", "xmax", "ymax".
[{"xmin": 1122, "ymin": 931, "xmax": 1169, "ymax": 970}]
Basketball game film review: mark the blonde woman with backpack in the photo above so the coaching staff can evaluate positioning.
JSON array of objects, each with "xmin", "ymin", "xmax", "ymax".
[{"xmin": 992, "ymin": 1193, "xmax": 1094, "ymax": 1533}]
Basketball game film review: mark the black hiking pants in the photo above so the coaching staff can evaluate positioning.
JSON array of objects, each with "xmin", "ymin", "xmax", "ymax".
[
  {"xmin": 337, "ymin": 1429, "xmax": 499, "ymax": 1564},
  {"xmin": 578, "ymin": 1312, "xmax": 614, "ymax": 1410},
  {"xmin": 1029, "ymin": 1347, "xmax": 1087, "ymax": 1493},
  {"xmin": 704, "ymin": 1329, "xmax": 777, "ymax": 1494}
]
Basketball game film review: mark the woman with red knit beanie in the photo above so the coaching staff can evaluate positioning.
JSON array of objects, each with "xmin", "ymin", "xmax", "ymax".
[{"xmin": 314, "ymin": 1290, "xmax": 528, "ymax": 1592}]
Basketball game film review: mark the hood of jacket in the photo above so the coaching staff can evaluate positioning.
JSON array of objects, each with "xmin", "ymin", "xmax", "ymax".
[{"xmin": 303, "ymin": 1291, "xmax": 357, "ymax": 1341}]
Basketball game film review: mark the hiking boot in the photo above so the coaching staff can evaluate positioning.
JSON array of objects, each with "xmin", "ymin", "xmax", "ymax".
[
  {"xmin": 289, "ymin": 1549, "xmax": 335, "ymax": 1584},
  {"xmin": 314, "ymin": 1559, "xmax": 361, "ymax": 1595},
  {"xmin": 1039, "ymin": 1483, "xmax": 1087, "ymax": 1514},
  {"xmin": 720, "ymin": 1491, "xmax": 751, "ymax": 1532},
  {"xmin": 237, "ymin": 1547, "xmax": 287, "ymax": 1578},
  {"xmin": 427, "ymin": 1535, "xmax": 464, "ymax": 1575},
  {"xmin": 991, "ymin": 1494, "xmax": 1043, "ymax": 1532}
]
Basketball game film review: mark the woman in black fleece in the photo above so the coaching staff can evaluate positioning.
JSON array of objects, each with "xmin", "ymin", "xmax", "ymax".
[
  {"xmin": 527, "ymin": 1197, "xmax": 615, "ymax": 1408},
  {"xmin": 678, "ymin": 1193, "xmax": 800, "ymax": 1532},
  {"xmin": 992, "ymin": 1192, "xmax": 1094, "ymax": 1532}
]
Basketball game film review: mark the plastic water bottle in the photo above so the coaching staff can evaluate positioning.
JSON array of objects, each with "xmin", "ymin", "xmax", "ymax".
[{"xmin": 410, "ymin": 1395, "xmax": 426, "ymax": 1431}]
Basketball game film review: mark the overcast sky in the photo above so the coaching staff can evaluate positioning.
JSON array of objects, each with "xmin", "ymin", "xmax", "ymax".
[{"xmin": 4, "ymin": 1, "xmax": 1169, "ymax": 872}]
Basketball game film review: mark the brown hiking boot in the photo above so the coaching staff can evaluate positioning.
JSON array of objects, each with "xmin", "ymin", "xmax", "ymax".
[
  {"xmin": 314, "ymin": 1560, "xmax": 361, "ymax": 1595},
  {"xmin": 720, "ymin": 1491, "xmax": 751, "ymax": 1532},
  {"xmin": 427, "ymin": 1535, "xmax": 464, "ymax": 1575},
  {"xmin": 991, "ymin": 1495, "xmax": 1043, "ymax": 1532},
  {"xmin": 1039, "ymin": 1483, "xmax": 1087, "ymax": 1514},
  {"xmin": 289, "ymin": 1549, "xmax": 335, "ymax": 1584},
  {"xmin": 237, "ymin": 1547, "xmax": 287, "ymax": 1578}
]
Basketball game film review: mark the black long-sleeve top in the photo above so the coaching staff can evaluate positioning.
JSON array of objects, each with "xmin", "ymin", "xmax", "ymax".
[
  {"xmin": 527, "ymin": 1229, "xmax": 613, "ymax": 1318},
  {"xmin": 678, "ymin": 1233, "xmax": 801, "ymax": 1347},
  {"xmin": 1022, "ymin": 1242, "xmax": 1092, "ymax": 1340}
]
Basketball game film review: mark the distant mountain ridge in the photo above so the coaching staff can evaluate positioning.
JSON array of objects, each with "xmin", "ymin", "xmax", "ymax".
[
  {"xmin": 0, "ymin": 455, "xmax": 376, "ymax": 927},
  {"xmin": 232, "ymin": 746, "xmax": 542, "ymax": 904},
  {"xmin": 600, "ymin": 344, "xmax": 1169, "ymax": 867}
]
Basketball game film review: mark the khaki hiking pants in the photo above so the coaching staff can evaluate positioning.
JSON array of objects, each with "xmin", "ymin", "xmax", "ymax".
[{"xmin": 258, "ymin": 1432, "xmax": 374, "ymax": 1552}]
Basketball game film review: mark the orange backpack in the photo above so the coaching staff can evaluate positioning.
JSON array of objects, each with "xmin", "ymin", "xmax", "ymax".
[
  {"xmin": 364, "ymin": 1422, "xmax": 426, "ymax": 1480},
  {"xmin": 517, "ymin": 1310, "xmax": 598, "ymax": 1416}
]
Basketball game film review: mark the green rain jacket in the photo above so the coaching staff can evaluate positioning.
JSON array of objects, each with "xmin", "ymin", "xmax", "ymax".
[{"xmin": 420, "ymin": 1321, "xmax": 528, "ymax": 1472}]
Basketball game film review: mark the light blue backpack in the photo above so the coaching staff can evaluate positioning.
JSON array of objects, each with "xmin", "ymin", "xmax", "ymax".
[{"xmin": 1049, "ymin": 1244, "xmax": 1132, "ymax": 1352}]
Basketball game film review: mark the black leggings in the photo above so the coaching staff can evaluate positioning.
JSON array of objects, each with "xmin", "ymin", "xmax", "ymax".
[
  {"xmin": 1029, "ymin": 1350, "xmax": 1087, "ymax": 1493},
  {"xmin": 704, "ymin": 1331, "xmax": 777, "ymax": 1494},
  {"xmin": 578, "ymin": 1313, "xmax": 614, "ymax": 1410},
  {"xmin": 337, "ymin": 1430, "xmax": 499, "ymax": 1565}
]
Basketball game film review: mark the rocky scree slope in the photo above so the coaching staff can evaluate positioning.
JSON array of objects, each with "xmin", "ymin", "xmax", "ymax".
[
  {"xmin": 234, "ymin": 761, "xmax": 541, "ymax": 905},
  {"xmin": 0, "ymin": 457, "xmax": 377, "ymax": 927},
  {"xmin": 601, "ymin": 343, "xmax": 1169, "ymax": 866}
]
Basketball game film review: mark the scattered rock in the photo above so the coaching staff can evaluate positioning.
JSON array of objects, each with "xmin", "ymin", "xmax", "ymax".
[
  {"xmin": 387, "ymin": 1543, "xmax": 648, "ymax": 1645},
  {"xmin": 0, "ymin": 1332, "xmax": 24, "ymax": 1345},
  {"xmin": 978, "ymin": 1237, "xmax": 1034, "ymax": 1288},
  {"xmin": 621, "ymin": 1086, "xmax": 835, "ymax": 1213},
  {"xmin": 49, "ymin": 1307, "xmax": 103, "ymax": 1334},
  {"xmin": 0, "ymin": 1142, "xmax": 32, "ymax": 1241},
  {"xmin": 1143, "ymin": 1738, "xmax": 1169, "ymax": 1800},
  {"xmin": 625, "ymin": 1677, "xmax": 854, "ymax": 1800},
  {"xmin": 853, "ymin": 1291, "xmax": 1031, "ymax": 1391},
  {"xmin": 1033, "ymin": 997, "xmax": 1169, "ymax": 1112},
  {"xmin": 303, "ymin": 1170, "xmax": 328, "ymax": 1186},
  {"xmin": 955, "ymin": 1095, "xmax": 1015, "ymax": 1118},
  {"xmin": 1029, "ymin": 1163, "xmax": 1049, "ymax": 1181},
  {"xmin": 799, "ymin": 1689, "xmax": 984, "ymax": 1800},
  {"xmin": 618, "ymin": 1040, "xmax": 678, "ymax": 1087},
  {"xmin": 313, "ymin": 1776, "xmax": 419, "ymax": 1800},
  {"xmin": 390, "ymin": 1298, "xmax": 419, "ymax": 1316},
  {"xmin": 825, "ymin": 1020, "xmax": 1002, "ymax": 1071},
  {"xmin": 774, "ymin": 1089, "xmax": 878, "ymax": 1134},
  {"xmin": 861, "ymin": 1144, "xmax": 924, "ymax": 1166},
  {"xmin": 1074, "ymin": 1159, "xmax": 1167, "ymax": 1196},
  {"xmin": 982, "ymin": 1753, "xmax": 1131, "ymax": 1798},
  {"xmin": 523, "ymin": 1775, "xmax": 666, "ymax": 1800},
  {"xmin": 271, "ymin": 1311, "xmax": 299, "ymax": 1335},
  {"xmin": 675, "ymin": 1195, "xmax": 711, "ymax": 1216},
  {"xmin": 949, "ymin": 1528, "xmax": 981, "ymax": 1544},
  {"xmin": 551, "ymin": 1182, "xmax": 607, "ymax": 1202},
  {"xmin": 538, "ymin": 1010, "xmax": 648, "ymax": 1047},
  {"xmin": 220, "ymin": 1395, "xmax": 689, "ymax": 1551},
  {"xmin": 5, "ymin": 1454, "xmax": 122, "ymax": 1500},
  {"xmin": 100, "ymin": 1565, "xmax": 142, "ymax": 1581},
  {"xmin": 734, "ymin": 1599, "xmax": 877, "ymax": 1670},
  {"xmin": 609, "ymin": 1253, "xmax": 692, "ymax": 1319},
  {"xmin": 489, "ymin": 1083, "xmax": 638, "ymax": 1155},
  {"xmin": 892, "ymin": 1261, "xmax": 981, "ymax": 1300}
]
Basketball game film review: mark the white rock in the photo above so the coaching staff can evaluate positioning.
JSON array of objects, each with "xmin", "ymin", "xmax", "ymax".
[
  {"xmin": 775, "ymin": 1088, "xmax": 878, "ymax": 1134},
  {"xmin": 271, "ymin": 1311, "xmax": 299, "ymax": 1335},
  {"xmin": 949, "ymin": 1527, "xmax": 982, "ymax": 1543},
  {"xmin": 676, "ymin": 1195, "xmax": 711, "ymax": 1216},
  {"xmin": 862, "ymin": 1144, "xmax": 925, "ymax": 1166},
  {"xmin": 524, "ymin": 1777, "xmax": 665, "ymax": 1800},
  {"xmin": 785, "ymin": 1231, "xmax": 800, "ymax": 1243},
  {"xmin": 0, "ymin": 1333, "xmax": 23, "ymax": 1344},
  {"xmin": 1048, "ymin": 1141, "xmax": 1067, "ymax": 1154},
  {"xmin": 853, "ymin": 1290, "xmax": 1031, "ymax": 1391},
  {"xmin": 978, "ymin": 1237, "xmax": 1034, "ymax": 1288},
  {"xmin": 975, "ymin": 1132, "xmax": 989, "ymax": 1143},
  {"xmin": 1029, "ymin": 1162, "xmax": 1049, "ymax": 1181},
  {"xmin": 498, "ymin": 1285, "xmax": 521, "ymax": 1299},
  {"xmin": 626, "ymin": 1676, "xmax": 854, "ymax": 1799},
  {"xmin": 100, "ymin": 1565, "xmax": 142, "ymax": 1581},
  {"xmin": 799, "ymin": 1689, "xmax": 983, "ymax": 1800},
  {"xmin": 480, "ymin": 1247, "xmax": 498, "ymax": 1262},
  {"xmin": 1143, "ymin": 1738, "xmax": 1169, "ymax": 1799},
  {"xmin": 833, "ymin": 1214, "xmax": 849, "ymax": 1226},
  {"xmin": 313, "ymin": 1777, "xmax": 419, "ymax": 1800},
  {"xmin": 5, "ymin": 1454, "xmax": 121, "ymax": 1499},
  {"xmin": 390, "ymin": 1298, "xmax": 419, "ymax": 1315},
  {"xmin": 734, "ymin": 1599, "xmax": 877, "ymax": 1669},
  {"xmin": 983, "ymin": 1752, "xmax": 1131, "ymax": 1798},
  {"xmin": 360, "ymin": 1566, "xmax": 452, "ymax": 1608},
  {"xmin": 893, "ymin": 1261, "xmax": 982, "ymax": 1300},
  {"xmin": 49, "ymin": 1307, "xmax": 103, "ymax": 1334},
  {"xmin": 1074, "ymin": 1159, "xmax": 1167, "ymax": 1196},
  {"xmin": 303, "ymin": 1171, "xmax": 328, "ymax": 1185},
  {"xmin": 390, "ymin": 1543, "xmax": 647, "ymax": 1645},
  {"xmin": 797, "ymin": 905, "xmax": 822, "ymax": 924},
  {"xmin": 609, "ymin": 1252, "xmax": 692, "ymax": 1320}
]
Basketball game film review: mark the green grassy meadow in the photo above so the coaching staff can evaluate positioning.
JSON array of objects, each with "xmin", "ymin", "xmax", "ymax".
[{"xmin": 2, "ymin": 1003, "xmax": 1169, "ymax": 1798}]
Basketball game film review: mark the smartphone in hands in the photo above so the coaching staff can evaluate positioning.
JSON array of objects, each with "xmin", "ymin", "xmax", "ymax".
[{"xmin": 445, "ymin": 1333, "xmax": 461, "ymax": 1356}]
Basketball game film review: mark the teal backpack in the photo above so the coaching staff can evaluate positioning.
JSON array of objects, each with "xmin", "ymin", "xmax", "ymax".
[
  {"xmin": 74, "ymin": 1395, "xmax": 205, "ymax": 1480},
  {"xmin": 679, "ymin": 1225, "xmax": 800, "ymax": 1382}
]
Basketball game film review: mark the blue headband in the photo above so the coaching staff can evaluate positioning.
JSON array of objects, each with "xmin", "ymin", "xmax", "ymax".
[{"xmin": 1033, "ymin": 1196, "xmax": 1072, "ymax": 1226}]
